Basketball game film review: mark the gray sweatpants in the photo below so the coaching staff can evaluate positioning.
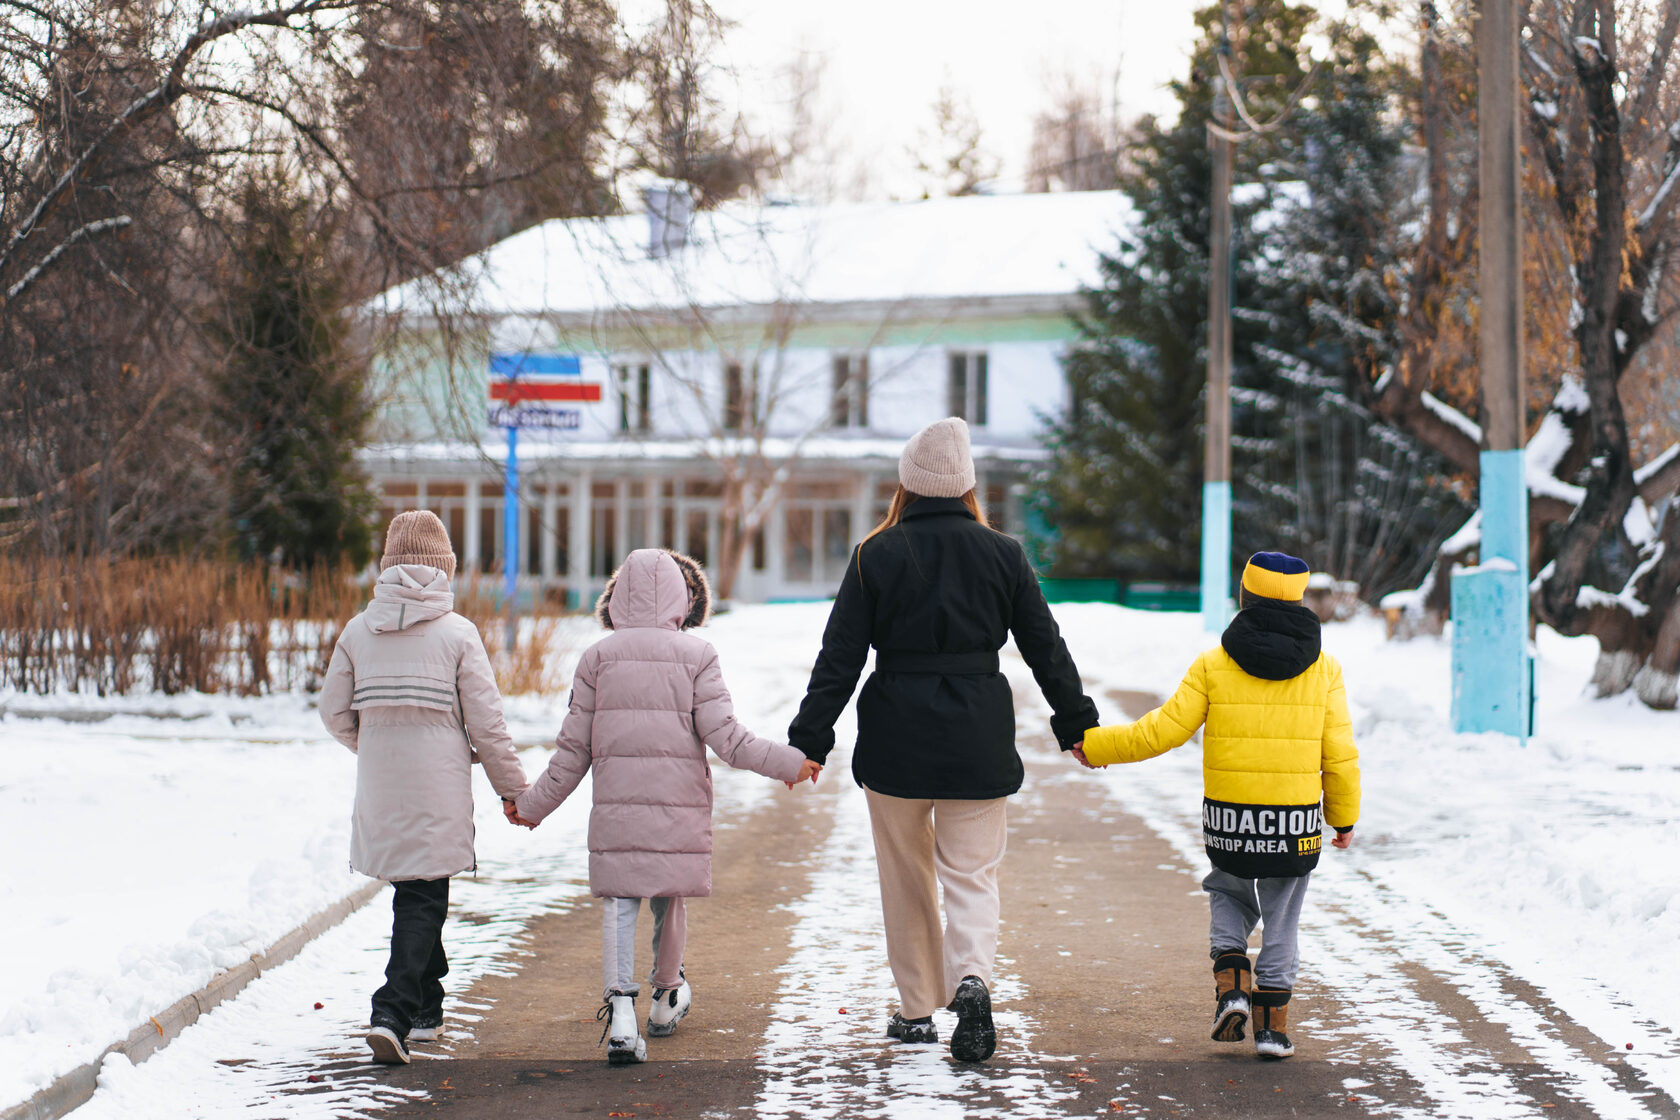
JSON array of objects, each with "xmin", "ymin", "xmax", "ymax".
[
  {"xmin": 601, "ymin": 896, "xmax": 686, "ymax": 1000},
  {"xmin": 1203, "ymin": 868, "xmax": 1311, "ymax": 991}
]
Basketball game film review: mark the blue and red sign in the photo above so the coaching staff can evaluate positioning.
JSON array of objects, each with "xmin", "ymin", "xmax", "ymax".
[{"xmin": 488, "ymin": 353, "xmax": 598, "ymax": 430}]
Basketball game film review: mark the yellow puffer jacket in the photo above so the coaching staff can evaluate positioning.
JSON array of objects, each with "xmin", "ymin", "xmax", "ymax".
[
  {"xmin": 1084, "ymin": 645, "xmax": 1360, "ymax": 821},
  {"xmin": 1083, "ymin": 638, "xmax": 1359, "ymax": 877}
]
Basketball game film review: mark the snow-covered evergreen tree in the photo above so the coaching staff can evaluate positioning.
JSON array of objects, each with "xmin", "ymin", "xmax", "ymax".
[
  {"xmin": 1037, "ymin": 0, "xmax": 1312, "ymax": 583},
  {"xmin": 1237, "ymin": 26, "xmax": 1472, "ymax": 599},
  {"xmin": 1039, "ymin": 1, "xmax": 1469, "ymax": 596}
]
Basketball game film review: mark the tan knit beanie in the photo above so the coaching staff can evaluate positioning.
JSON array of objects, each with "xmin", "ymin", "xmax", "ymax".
[
  {"xmin": 898, "ymin": 417, "xmax": 976, "ymax": 498},
  {"xmin": 380, "ymin": 510, "xmax": 457, "ymax": 578}
]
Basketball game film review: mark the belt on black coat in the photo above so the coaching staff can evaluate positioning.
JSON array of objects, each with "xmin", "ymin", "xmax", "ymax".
[{"xmin": 874, "ymin": 650, "xmax": 1000, "ymax": 675}]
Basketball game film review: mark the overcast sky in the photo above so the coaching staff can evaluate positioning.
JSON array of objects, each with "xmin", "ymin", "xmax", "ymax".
[{"xmin": 702, "ymin": 0, "xmax": 1210, "ymax": 198}]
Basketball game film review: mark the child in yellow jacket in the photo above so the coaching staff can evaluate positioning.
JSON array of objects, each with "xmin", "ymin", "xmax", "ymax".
[{"xmin": 1073, "ymin": 552, "xmax": 1360, "ymax": 1060}]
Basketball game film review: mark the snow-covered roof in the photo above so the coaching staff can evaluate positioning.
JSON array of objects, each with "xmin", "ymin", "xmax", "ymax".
[
  {"xmin": 378, "ymin": 191, "xmax": 1132, "ymax": 320},
  {"xmin": 364, "ymin": 434, "xmax": 1051, "ymax": 467}
]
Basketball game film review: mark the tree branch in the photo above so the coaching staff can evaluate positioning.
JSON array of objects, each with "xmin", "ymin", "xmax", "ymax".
[
  {"xmin": 0, "ymin": 1, "xmax": 363, "ymax": 284},
  {"xmin": 1637, "ymin": 445, "xmax": 1680, "ymax": 504},
  {"xmin": 1626, "ymin": 0, "xmax": 1680, "ymax": 131},
  {"xmin": 3, "ymin": 214, "xmax": 130, "ymax": 302}
]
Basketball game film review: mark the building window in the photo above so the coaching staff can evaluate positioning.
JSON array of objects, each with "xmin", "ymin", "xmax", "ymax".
[
  {"xmin": 830, "ymin": 353, "xmax": 869, "ymax": 428},
  {"xmin": 947, "ymin": 351, "xmax": 989, "ymax": 426},
  {"xmin": 615, "ymin": 362, "xmax": 652, "ymax": 433},
  {"xmin": 724, "ymin": 360, "xmax": 756, "ymax": 431}
]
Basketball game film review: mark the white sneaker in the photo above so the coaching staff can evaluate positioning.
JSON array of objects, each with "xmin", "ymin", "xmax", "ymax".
[
  {"xmin": 408, "ymin": 1019, "xmax": 442, "ymax": 1042},
  {"xmin": 647, "ymin": 978, "xmax": 692, "ymax": 1037},
  {"xmin": 599, "ymin": 993, "xmax": 646, "ymax": 1065},
  {"xmin": 366, "ymin": 1024, "xmax": 411, "ymax": 1065}
]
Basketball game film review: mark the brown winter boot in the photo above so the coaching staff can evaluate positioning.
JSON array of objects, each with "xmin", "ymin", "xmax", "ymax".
[
  {"xmin": 1252, "ymin": 988, "xmax": 1294, "ymax": 1059},
  {"xmin": 1210, "ymin": 953, "xmax": 1252, "ymax": 1042}
]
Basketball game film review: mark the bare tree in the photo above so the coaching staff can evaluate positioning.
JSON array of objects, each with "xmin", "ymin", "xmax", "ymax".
[
  {"xmin": 1378, "ymin": 0, "xmax": 1680, "ymax": 707},
  {"xmin": 0, "ymin": 1, "xmax": 659, "ymax": 559},
  {"xmin": 1025, "ymin": 72, "xmax": 1125, "ymax": 192},
  {"xmin": 761, "ymin": 49, "xmax": 871, "ymax": 203},
  {"xmin": 619, "ymin": 0, "xmax": 774, "ymax": 209},
  {"xmin": 912, "ymin": 84, "xmax": 999, "ymax": 198},
  {"xmin": 327, "ymin": 0, "xmax": 626, "ymax": 289}
]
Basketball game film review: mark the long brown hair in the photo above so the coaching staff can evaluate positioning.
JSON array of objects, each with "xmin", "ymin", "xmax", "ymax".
[{"xmin": 862, "ymin": 485, "xmax": 990, "ymax": 546}]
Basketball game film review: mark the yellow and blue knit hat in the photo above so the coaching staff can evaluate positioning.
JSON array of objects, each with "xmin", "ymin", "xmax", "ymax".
[{"xmin": 1241, "ymin": 551, "xmax": 1310, "ymax": 602}]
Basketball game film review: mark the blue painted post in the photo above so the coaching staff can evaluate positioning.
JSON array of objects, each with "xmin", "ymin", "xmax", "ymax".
[
  {"xmin": 1200, "ymin": 481, "xmax": 1231, "ymax": 631},
  {"xmin": 1450, "ymin": 450, "xmax": 1530, "ymax": 739},
  {"xmin": 503, "ymin": 425, "xmax": 519, "ymax": 648}
]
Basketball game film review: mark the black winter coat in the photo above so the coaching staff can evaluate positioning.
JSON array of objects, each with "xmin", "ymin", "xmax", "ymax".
[{"xmin": 787, "ymin": 497, "xmax": 1099, "ymax": 800}]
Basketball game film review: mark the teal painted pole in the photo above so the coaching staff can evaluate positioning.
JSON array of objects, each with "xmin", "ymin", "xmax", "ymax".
[
  {"xmin": 1452, "ymin": 0, "xmax": 1529, "ymax": 740},
  {"xmin": 1450, "ymin": 452, "xmax": 1530, "ymax": 739},
  {"xmin": 1201, "ymin": 481, "xmax": 1231, "ymax": 631}
]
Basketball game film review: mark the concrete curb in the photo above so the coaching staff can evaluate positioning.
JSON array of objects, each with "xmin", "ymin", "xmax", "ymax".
[{"xmin": 2, "ymin": 879, "xmax": 387, "ymax": 1120}]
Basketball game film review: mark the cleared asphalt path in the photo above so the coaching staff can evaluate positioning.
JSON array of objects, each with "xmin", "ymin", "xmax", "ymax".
[{"xmin": 296, "ymin": 690, "xmax": 1670, "ymax": 1120}]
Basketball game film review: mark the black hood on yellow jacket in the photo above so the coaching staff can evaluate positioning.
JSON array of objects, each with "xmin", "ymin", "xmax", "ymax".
[{"xmin": 1221, "ymin": 597, "xmax": 1322, "ymax": 680}]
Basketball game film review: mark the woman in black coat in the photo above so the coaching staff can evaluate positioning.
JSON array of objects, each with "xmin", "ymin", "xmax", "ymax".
[{"xmin": 787, "ymin": 417, "xmax": 1098, "ymax": 1063}]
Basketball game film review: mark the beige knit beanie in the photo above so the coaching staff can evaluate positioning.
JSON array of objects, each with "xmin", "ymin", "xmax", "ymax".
[
  {"xmin": 898, "ymin": 417, "xmax": 976, "ymax": 498},
  {"xmin": 380, "ymin": 510, "xmax": 457, "ymax": 578}
]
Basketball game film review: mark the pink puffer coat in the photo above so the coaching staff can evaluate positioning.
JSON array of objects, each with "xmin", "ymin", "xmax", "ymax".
[{"xmin": 515, "ymin": 549, "xmax": 804, "ymax": 897}]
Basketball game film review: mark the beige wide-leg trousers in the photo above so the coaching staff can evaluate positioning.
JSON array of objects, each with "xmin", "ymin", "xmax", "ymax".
[{"xmin": 864, "ymin": 787, "xmax": 1008, "ymax": 1020}]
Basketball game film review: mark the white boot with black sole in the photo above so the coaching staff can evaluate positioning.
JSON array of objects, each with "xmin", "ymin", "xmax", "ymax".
[
  {"xmin": 599, "ymin": 992, "xmax": 647, "ymax": 1065},
  {"xmin": 648, "ymin": 977, "xmax": 692, "ymax": 1037}
]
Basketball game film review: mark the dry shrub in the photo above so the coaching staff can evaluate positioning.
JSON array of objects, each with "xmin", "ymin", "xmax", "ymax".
[
  {"xmin": 0, "ymin": 555, "xmax": 367, "ymax": 696},
  {"xmin": 455, "ymin": 582, "xmax": 576, "ymax": 696},
  {"xmin": 493, "ymin": 616, "xmax": 574, "ymax": 695},
  {"xmin": 0, "ymin": 554, "xmax": 580, "ymax": 697}
]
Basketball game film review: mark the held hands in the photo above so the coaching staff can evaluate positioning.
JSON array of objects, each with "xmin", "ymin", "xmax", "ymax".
[
  {"xmin": 785, "ymin": 759, "xmax": 823, "ymax": 789},
  {"xmin": 1069, "ymin": 744, "xmax": 1097, "ymax": 769},
  {"xmin": 503, "ymin": 797, "xmax": 538, "ymax": 829}
]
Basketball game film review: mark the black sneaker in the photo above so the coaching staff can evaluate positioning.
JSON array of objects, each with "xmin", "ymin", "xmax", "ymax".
[
  {"xmin": 886, "ymin": 1013, "xmax": 938, "ymax": 1044},
  {"xmin": 366, "ymin": 1021, "xmax": 411, "ymax": 1065},
  {"xmin": 948, "ymin": 975, "xmax": 996, "ymax": 1063}
]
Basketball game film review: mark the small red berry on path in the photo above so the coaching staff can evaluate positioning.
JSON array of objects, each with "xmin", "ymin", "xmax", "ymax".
[
  {"xmin": 1627, "ymin": 1043, "xmax": 1634, "ymax": 1050},
  {"xmin": 313, "ymin": 1002, "xmax": 323, "ymax": 1010}
]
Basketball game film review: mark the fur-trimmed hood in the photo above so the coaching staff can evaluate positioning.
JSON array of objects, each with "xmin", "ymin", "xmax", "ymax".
[{"xmin": 595, "ymin": 549, "xmax": 711, "ymax": 631}]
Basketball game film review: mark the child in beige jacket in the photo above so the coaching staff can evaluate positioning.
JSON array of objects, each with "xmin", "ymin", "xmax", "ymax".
[{"xmin": 320, "ymin": 510, "xmax": 528, "ymax": 1065}]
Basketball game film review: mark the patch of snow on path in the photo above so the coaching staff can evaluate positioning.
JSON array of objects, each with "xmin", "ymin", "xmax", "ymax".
[
  {"xmin": 62, "ymin": 770, "xmax": 597, "ymax": 1119},
  {"xmin": 754, "ymin": 766, "xmax": 1079, "ymax": 1120}
]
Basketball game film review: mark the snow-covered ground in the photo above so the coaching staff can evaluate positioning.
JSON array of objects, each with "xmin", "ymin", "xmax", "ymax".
[{"xmin": 2, "ymin": 601, "xmax": 1676, "ymax": 1116}]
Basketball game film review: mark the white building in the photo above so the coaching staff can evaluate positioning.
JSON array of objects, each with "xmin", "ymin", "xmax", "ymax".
[{"xmin": 364, "ymin": 188, "xmax": 1129, "ymax": 605}]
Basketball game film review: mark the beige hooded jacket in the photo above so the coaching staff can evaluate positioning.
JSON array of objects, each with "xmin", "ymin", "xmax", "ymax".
[{"xmin": 319, "ymin": 564, "xmax": 528, "ymax": 881}]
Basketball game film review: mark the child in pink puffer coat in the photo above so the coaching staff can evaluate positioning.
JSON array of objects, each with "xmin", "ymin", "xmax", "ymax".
[{"xmin": 512, "ymin": 548, "xmax": 819, "ymax": 1065}]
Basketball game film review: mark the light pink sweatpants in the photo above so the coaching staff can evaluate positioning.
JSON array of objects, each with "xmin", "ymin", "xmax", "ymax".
[
  {"xmin": 601, "ymin": 896, "xmax": 686, "ymax": 1000},
  {"xmin": 864, "ymin": 787, "xmax": 1008, "ymax": 1019}
]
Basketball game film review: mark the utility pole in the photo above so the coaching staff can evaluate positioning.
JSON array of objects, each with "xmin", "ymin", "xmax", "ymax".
[
  {"xmin": 1451, "ymin": 0, "xmax": 1530, "ymax": 738},
  {"xmin": 1201, "ymin": 10, "xmax": 1235, "ymax": 632}
]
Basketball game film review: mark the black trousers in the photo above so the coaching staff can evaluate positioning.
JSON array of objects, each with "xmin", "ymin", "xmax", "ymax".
[{"xmin": 370, "ymin": 877, "xmax": 450, "ymax": 1036}]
